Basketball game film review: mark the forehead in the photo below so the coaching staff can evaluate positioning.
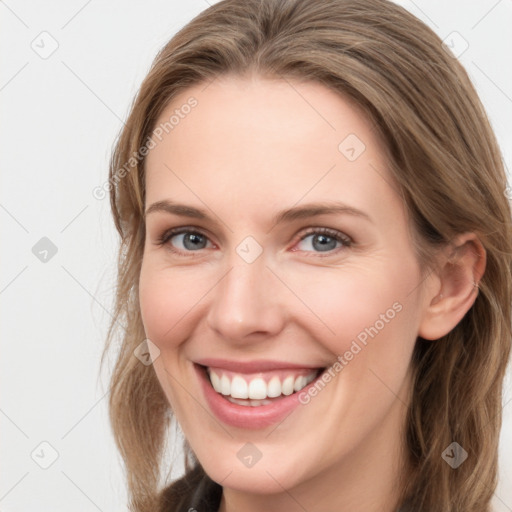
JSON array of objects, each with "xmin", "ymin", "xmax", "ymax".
[
  {"xmin": 148, "ymin": 74, "xmax": 380, "ymax": 163},
  {"xmin": 144, "ymin": 75, "xmax": 403, "ymax": 226}
]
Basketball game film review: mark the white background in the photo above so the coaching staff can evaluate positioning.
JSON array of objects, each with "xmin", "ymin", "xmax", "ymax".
[{"xmin": 1, "ymin": 1, "xmax": 511, "ymax": 510}]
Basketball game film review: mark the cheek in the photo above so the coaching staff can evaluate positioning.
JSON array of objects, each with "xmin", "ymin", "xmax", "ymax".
[
  {"xmin": 139, "ymin": 265, "xmax": 182, "ymax": 345},
  {"xmin": 292, "ymin": 259, "xmax": 419, "ymax": 384},
  {"xmin": 138, "ymin": 262, "xmax": 214, "ymax": 346},
  {"xmin": 290, "ymin": 260, "xmax": 420, "ymax": 358}
]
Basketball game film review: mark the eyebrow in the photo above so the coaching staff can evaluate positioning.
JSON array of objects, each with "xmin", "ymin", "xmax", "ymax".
[{"xmin": 145, "ymin": 199, "xmax": 372, "ymax": 225}]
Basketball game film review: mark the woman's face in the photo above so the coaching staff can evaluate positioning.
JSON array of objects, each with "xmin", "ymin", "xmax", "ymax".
[{"xmin": 140, "ymin": 75, "xmax": 433, "ymax": 501}]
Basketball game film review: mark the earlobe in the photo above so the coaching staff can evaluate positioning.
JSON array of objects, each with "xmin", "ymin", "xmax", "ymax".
[{"xmin": 418, "ymin": 233, "xmax": 486, "ymax": 341}]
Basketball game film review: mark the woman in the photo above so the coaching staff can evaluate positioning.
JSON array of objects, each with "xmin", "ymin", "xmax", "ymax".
[{"xmin": 102, "ymin": 0, "xmax": 512, "ymax": 511}]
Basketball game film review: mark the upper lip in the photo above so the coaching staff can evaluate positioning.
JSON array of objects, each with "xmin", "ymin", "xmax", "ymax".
[{"xmin": 194, "ymin": 358, "xmax": 325, "ymax": 373}]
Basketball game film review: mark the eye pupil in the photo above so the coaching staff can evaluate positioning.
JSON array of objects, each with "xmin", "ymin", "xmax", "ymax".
[
  {"xmin": 183, "ymin": 233, "xmax": 206, "ymax": 250},
  {"xmin": 313, "ymin": 234, "xmax": 337, "ymax": 252}
]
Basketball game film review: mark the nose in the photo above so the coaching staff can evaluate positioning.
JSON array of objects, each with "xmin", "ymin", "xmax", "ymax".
[{"xmin": 206, "ymin": 256, "xmax": 287, "ymax": 343}]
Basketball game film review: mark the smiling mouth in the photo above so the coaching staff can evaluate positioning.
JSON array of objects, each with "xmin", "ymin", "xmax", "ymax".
[{"xmin": 198, "ymin": 364, "xmax": 325, "ymax": 407}]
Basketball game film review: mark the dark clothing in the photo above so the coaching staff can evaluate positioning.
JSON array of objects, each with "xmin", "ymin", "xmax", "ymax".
[
  {"xmin": 159, "ymin": 465, "xmax": 222, "ymax": 512},
  {"xmin": 188, "ymin": 470, "xmax": 223, "ymax": 511}
]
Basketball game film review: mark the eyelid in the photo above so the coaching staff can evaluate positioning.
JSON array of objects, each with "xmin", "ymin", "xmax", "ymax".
[
  {"xmin": 155, "ymin": 225, "xmax": 352, "ymax": 256},
  {"xmin": 291, "ymin": 226, "xmax": 352, "ymax": 257},
  {"xmin": 155, "ymin": 226, "xmax": 215, "ymax": 253},
  {"xmin": 296, "ymin": 226, "xmax": 352, "ymax": 245}
]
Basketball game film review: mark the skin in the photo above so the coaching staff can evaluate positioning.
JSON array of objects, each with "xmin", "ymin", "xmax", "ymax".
[{"xmin": 139, "ymin": 74, "xmax": 485, "ymax": 512}]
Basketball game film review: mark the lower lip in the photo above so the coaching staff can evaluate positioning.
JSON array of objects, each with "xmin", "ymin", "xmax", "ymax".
[{"xmin": 194, "ymin": 363, "xmax": 323, "ymax": 430}]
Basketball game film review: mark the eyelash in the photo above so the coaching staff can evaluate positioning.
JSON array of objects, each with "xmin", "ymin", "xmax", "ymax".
[{"xmin": 155, "ymin": 226, "xmax": 353, "ymax": 258}]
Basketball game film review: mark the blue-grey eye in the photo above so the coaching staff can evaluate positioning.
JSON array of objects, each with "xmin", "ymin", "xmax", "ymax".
[
  {"xmin": 171, "ymin": 232, "xmax": 210, "ymax": 251},
  {"xmin": 297, "ymin": 233, "xmax": 341, "ymax": 252}
]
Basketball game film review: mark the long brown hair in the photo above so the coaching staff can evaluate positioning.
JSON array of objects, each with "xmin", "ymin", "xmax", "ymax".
[{"xmin": 101, "ymin": 1, "xmax": 512, "ymax": 510}]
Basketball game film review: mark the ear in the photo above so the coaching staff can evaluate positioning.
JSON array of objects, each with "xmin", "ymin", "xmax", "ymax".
[{"xmin": 418, "ymin": 233, "xmax": 486, "ymax": 341}]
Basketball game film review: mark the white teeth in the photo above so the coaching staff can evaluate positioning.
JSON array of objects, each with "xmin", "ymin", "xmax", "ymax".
[
  {"xmin": 294, "ymin": 375, "xmax": 306, "ymax": 392},
  {"xmin": 227, "ymin": 397, "xmax": 273, "ymax": 407},
  {"xmin": 248, "ymin": 378, "xmax": 267, "ymax": 399},
  {"xmin": 210, "ymin": 371, "xmax": 221, "ymax": 393},
  {"xmin": 267, "ymin": 376, "xmax": 281, "ymax": 398},
  {"xmin": 220, "ymin": 374, "xmax": 231, "ymax": 395},
  {"xmin": 207, "ymin": 368, "xmax": 320, "ymax": 402},
  {"xmin": 281, "ymin": 375, "xmax": 295, "ymax": 396},
  {"xmin": 231, "ymin": 376, "xmax": 248, "ymax": 399}
]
